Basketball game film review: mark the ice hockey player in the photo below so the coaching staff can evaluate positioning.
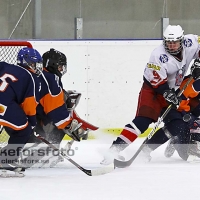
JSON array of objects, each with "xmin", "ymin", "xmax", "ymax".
[
  {"xmin": 22, "ymin": 48, "xmax": 98, "ymax": 168},
  {"xmin": 163, "ymin": 58, "xmax": 200, "ymax": 161},
  {"xmin": 143, "ymin": 69, "xmax": 200, "ymax": 162},
  {"xmin": 101, "ymin": 24, "xmax": 200, "ymax": 165},
  {"xmin": 0, "ymin": 47, "xmax": 42, "ymax": 177}
]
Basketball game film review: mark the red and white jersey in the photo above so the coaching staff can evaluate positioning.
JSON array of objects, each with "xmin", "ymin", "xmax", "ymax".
[{"xmin": 144, "ymin": 34, "xmax": 200, "ymax": 90}]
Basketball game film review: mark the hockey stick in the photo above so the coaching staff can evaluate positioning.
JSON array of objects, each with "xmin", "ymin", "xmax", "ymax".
[
  {"xmin": 114, "ymin": 76, "xmax": 193, "ymax": 168},
  {"xmin": 0, "ymin": 126, "xmax": 10, "ymax": 149},
  {"xmin": 34, "ymin": 132, "xmax": 115, "ymax": 176}
]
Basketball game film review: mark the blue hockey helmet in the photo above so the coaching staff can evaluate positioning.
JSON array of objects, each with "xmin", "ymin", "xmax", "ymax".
[{"xmin": 17, "ymin": 47, "xmax": 43, "ymax": 76}]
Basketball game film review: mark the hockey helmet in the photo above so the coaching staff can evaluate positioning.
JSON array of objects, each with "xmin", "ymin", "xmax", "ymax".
[
  {"xmin": 17, "ymin": 47, "xmax": 43, "ymax": 76},
  {"xmin": 42, "ymin": 48, "xmax": 67, "ymax": 77},
  {"xmin": 163, "ymin": 25, "xmax": 184, "ymax": 55}
]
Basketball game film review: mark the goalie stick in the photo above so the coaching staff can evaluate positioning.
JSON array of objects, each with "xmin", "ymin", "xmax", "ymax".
[
  {"xmin": 34, "ymin": 132, "xmax": 115, "ymax": 176},
  {"xmin": 114, "ymin": 76, "xmax": 193, "ymax": 168}
]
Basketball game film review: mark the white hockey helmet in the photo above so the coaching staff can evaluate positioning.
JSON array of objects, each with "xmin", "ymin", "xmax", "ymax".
[{"xmin": 163, "ymin": 25, "xmax": 184, "ymax": 55}]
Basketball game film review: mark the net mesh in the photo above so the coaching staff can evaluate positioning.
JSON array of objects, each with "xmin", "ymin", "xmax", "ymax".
[
  {"xmin": 0, "ymin": 46, "xmax": 22, "ymax": 64},
  {"xmin": 0, "ymin": 41, "xmax": 32, "ymax": 64},
  {"xmin": 0, "ymin": 41, "xmax": 32, "ymax": 148}
]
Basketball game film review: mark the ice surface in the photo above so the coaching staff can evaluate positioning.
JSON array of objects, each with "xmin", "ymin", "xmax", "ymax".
[{"xmin": 1, "ymin": 132, "xmax": 200, "ymax": 200}]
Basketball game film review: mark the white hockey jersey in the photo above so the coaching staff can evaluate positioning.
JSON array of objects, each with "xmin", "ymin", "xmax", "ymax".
[{"xmin": 144, "ymin": 34, "xmax": 200, "ymax": 91}]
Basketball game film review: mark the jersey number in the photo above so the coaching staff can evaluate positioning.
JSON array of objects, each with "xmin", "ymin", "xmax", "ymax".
[
  {"xmin": 150, "ymin": 70, "xmax": 162, "ymax": 85},
  {"xmin": 0, "ymin": 73, "xmax": 18, "ymax": 92}
]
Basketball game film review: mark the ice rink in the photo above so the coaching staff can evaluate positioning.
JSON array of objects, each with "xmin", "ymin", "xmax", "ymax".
[{"xmin": 1, "ymin": 132, "xmax": 200, "ymax": 200}]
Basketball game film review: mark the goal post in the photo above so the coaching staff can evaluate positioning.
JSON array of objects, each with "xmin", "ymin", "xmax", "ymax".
[
  {"xmin": 0, "ymin": 40, "xmax": 33, "ymax": 148},
  {"xmin": 0, "ymin": 40, "xmax": 33, "ymax": 65}
]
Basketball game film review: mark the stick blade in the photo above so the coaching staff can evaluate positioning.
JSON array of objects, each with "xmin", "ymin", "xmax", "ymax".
[
  {"xmin": 90, "ymin": 163, "xmax": 115, "ymax": 176},
  {"xmin": 114, "ymin": 159, "xmax": 131, "ymax": 168}
]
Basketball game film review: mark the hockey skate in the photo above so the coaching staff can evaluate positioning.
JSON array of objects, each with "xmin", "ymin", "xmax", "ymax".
[
  {"xmin": 49, "ymin": 155, "xmax": 64, "ymax": 168},
  {"xmin": 100, "ymin": 145, "xmax": 125, "ymax": 165},
  {"xmin": 187, "ymin": 140, "xmax": 200, "ymax": 162},
  {"xmin": 140, "ymin": 144, "xmax": 152, "ymax": 162},
  {"xmin": 21, "ymin": 144, "xmax": 64, "ymax": 168},
  {"xmin": 0, "ymin": 162, "xmax": 25, "ymax": 178},
  {"xmin": 164, "ymin": 137, "xmax": 178, "ymax": 158}
]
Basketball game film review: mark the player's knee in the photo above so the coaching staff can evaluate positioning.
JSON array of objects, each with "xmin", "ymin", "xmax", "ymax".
[
  {"xmin": 166, "ymin": 119, "xmax": 189, "ymax": 137},
  {"xmin": 132, "ymin": 116, "xmax": 153, "ymax": 133}
]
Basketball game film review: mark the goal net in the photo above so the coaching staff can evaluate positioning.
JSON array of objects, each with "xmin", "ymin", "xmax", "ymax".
[
  {"xmin": 0, "ymin": 41, "xmax": 33, "ymax": 148},
  {"xmin": 0, "ymin": 41, "xmax": 32, "ymax": 64}
]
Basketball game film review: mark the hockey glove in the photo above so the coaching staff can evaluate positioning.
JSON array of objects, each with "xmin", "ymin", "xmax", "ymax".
[
  {"xmin": 63, "ymin": 119, "xmax": 86, "ymax": 142},
  {"xmin": 191, "ymin": 58, "xmax": 200, "ymax": 80},
  {"xmin": 163, "ymin": 89, "xmax": 181, "ymax": 108},
  {"xmin": 64, "ymin": 90, "xmax": 82, "ymax": 112},
  {"xmin": 183, "ymin": 113, "xmax": 197, "ymax": 126}
]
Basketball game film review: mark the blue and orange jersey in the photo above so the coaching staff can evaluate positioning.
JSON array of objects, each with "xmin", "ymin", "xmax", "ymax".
[
  {"xmin": 37, "ymin": 70, "xmax": 72, "ymax": 129},
  {"xmin": 0, "ymin": 62, "xmax": 40, "ymax": 130},
  {"xmin": 178, "ymin": 76, "xmax": 200, "ymax": 112}
]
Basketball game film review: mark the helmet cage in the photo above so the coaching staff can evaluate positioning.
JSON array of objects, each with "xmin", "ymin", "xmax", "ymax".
[
  {"xmin": 163, "ymin": 38, "xmax": 183, "ymax": 55},
  {"xmin": 22, "ymin": 58, "xmax": 43, "ymax": 76},
  {"xmin": 58, "ymin": 64, "xmax": 67, "ymax": 76}
]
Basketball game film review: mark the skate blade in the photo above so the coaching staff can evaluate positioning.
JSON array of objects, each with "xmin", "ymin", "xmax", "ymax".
[
  {"xmin": 0, "ymin": 170, "xmax": 25, "ymax": 178},
  {"xmin": 187, "ymin": 155, "xmax": 200, "ymax": 163},
  {"xmin": 100, "ymin": 155, "xmax": 125, "ymax": 165}
]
